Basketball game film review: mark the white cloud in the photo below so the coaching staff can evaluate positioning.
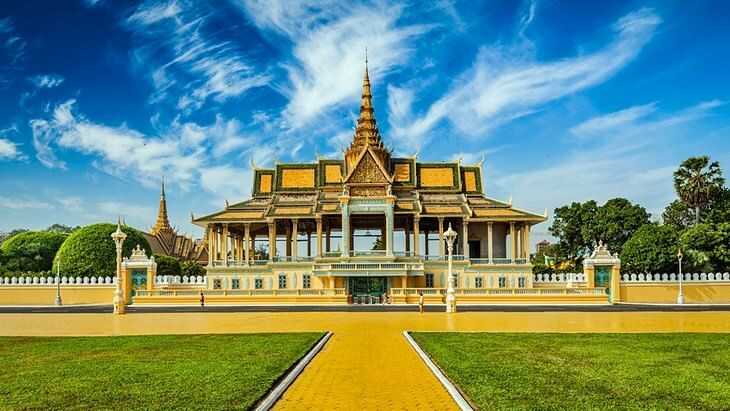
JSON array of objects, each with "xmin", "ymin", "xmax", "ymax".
[
  {"xmin": 0, "ymin": 137, "xmax": 24, "ymax": 160},
  {"xmin": 28, "ymin": 74, "xmax": 64, "ymax": 89},
  {"xmin": 0, "ymin": 196, "xmax": 53, "ymax": 210},
  {"xmin": 390, "ymin": 8, "xmax": 662, "ymax": 152},
  {"xmin": 238, "ymin": 0, "xmax": 430, "ymax": 128},
  {"xmin": 200, "ymin": 165, "xmax": 252, "ymax": 205},
  {"xmin": 57, "ymin": 197, "xmax": 84, "ymax": 212}
]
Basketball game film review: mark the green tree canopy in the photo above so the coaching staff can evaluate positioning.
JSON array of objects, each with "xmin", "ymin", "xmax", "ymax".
[
  {"xmin": 673, "ymin": 156, "xmax": 725, "ymax": 225},
  {"xmin": 154, "ymin": 254, "xmax": 182, "ymax": 277},
  {"xmin": 549, "ymin": 198, "xmax": 650, "ymax": 263},
  {"xmin": 679, "ymin": 223, "xmax": 730, "ymax": 273},
  {"xmin": 181, "ymin": 260, "xmax": 206, "ymax": 278},
  {"xmin": 620, "ymin": 224, "xmax": 680, "ymax": 273},
  {"xmin": 54, "ymin": 223, "xmax": 151, "ymax": 277},
  {"xmin": 0, "ymin": 231, "xmax": 68, "ymax": 273}
]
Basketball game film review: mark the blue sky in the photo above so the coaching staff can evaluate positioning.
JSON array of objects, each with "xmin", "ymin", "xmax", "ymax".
[{"xmin": 0, "ymin": 0, "xmax": 729, "ymax": 245}]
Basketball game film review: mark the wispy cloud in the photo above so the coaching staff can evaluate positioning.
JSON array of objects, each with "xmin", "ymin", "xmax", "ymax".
[
  {"xmin": 238, "ymin": 0, "xmax": 431, "ymax": 129},
  {"xmin": 126, "ymin": 0, "xmax": 270, "ymax": 112},
  {"xmin": 0, "ymin": 17, "xmax": 27, "ymax": 87},
  {"xmin": 570, "ymin": 102, "xmax": 657, "ymax": 137},
  {"xmin": 0, "ymin": 196, "xmax": 53, "ymax": 210},
  {"xmin": 389, "ymin": 8, "xmax": 662, "ymax": 152},
  {"xmin": 28, "ymin": 74, "xmax": 65, "ymax": 89},
  {"xmin": 0, "ymin": 137, "xmax": 25, "ymax": 161}
]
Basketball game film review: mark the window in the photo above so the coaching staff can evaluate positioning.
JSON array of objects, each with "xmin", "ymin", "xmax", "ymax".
[
  {"xmin": 475, "ymin": 277, "xmax": 483, "ymax": 288},
  {"xmin": 452, "ymin": 273, "xmax": 459, "ymax": 288},
  {"xmin": 231, "ymin": 278, "xmax": 240, "ymax": 289},
  {"xmin": 518, "ymin": 277, "xmax": 526, "ymax": 288},
  {"xmin": 303, "ymin": 274, "xmax": 311, "ymax": 289},
  {"xmin": 425, "ymin": 273, "xmax": 434, "ymax": 288},
  {"xmin": 255, "ymin": 278, "xmax": 263, "ymax": 289},
  {"xmin": 498, "ymin": 276, "xmax": 506, "ymax": 288},
  {"xmin": 213, "ymin": 279, "xmax": 222, "ymax": 290},
  {"xmin": 278, "ymin": 274, "xmax": 287, "ymax": 289}
]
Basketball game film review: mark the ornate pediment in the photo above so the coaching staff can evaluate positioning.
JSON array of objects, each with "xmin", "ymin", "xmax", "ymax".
[{"xmin": 346, "ymin": 149, "xmax": 390, "ymax": 184}]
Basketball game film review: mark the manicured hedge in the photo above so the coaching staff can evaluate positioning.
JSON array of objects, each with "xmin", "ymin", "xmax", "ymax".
[
  {"xmin": 0, "ymin": 231, "xmax": 68, "ymax": 273},
  {"xmin": 154, "ymin": 254, "xmax": 181, "ymax": 277},
  {"xmin": 54, "ymin": 223, "xmax": 151, "ymax": 277},
  {"xmin": 181, "ymin": 260, "xmax": 206, "ymax": 277}
]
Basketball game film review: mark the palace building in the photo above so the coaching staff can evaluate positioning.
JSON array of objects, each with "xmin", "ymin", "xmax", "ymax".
[{"xmin": 191, "ymin": 63, "xmax": 548, "ymax": 304}]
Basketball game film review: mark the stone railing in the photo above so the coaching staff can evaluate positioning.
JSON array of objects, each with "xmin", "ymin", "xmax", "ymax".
[
  {"xmin": 390, "ymin": 287, "xmax": 605, "ymax": 296},
  {"xmin": 534, "ymin": 273, "xmax": 587, "ymax": 283},
  {"xmin": 0, "ymin": 275, "xmax": 116, "ymax": 286},
  {"xmin": 621, "ymin": 272, "xmax": 730, "ymax": 283},
  {"xmin": 155, "ymin": 275, "xmax": 206, "ymax": 286},
  {"xmin": 136, "ymin": 288, "xmax": 347, "ymax": 297},
  {"xmin": 316, "ymin": 262, "xmax": 424, "ymax": 272}
]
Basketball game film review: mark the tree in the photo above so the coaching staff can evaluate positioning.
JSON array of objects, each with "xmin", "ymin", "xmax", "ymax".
[
  {"xmin": 549, "ymin": 201, "xmax": 598, "ymax": 262},
  {"xmin": 673, "ymin": 156, "xmax": 725, "ymax": 225},
  {"xmin": 181, "ymin": 260, "xmax": 206, "ymax": 277},
  {"xmin": 620, "ymin": 224, "xmax": 679, "ymax": 273},
  {"xmin": 662, "ymin": 200, "xmax": 697, "ymax": 230},
  {"xmin": 0, "ymin": 231, "xmax": 68, "ymax": 273},
  {"xmin": 679, "ymin": 223, "xmax": 730, "ymax": 273},
  {"xmin": 45, "ymin": 224, "xmax": 78, "ymax": 234},
  {"xmin": 588, "ymin": 198, "xmax": 650, "ymax": 255},
  {"xmin": 0, "ymin": 229, "xmax": 29, "ymax": 246},
  {"xmin": 154, "ymin": 254, "xmax": 182, "ymax": 277},
  {"xmin": 54, "ymin": 223, "xmax": 151, "ymax": 277}
]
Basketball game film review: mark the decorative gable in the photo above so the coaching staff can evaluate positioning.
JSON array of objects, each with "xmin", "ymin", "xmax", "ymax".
[{"xmin": 346, "ymin": 150, "xmax": 390, "ymax": 184}]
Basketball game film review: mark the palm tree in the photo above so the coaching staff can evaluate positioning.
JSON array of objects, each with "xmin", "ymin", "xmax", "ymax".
[{"xmin": 673, "ymin": 156, "xmax": 725, "ymax": 225}]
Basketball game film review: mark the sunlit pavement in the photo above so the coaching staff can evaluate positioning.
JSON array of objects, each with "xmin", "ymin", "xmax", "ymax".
[{"xmin": 2, "ymin": 311, "xmax": 729, "ymax": 410}]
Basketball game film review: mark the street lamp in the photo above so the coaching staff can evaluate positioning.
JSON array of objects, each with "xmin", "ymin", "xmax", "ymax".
[
  {"xmin": 54, "ymin": 259, "xmax": 62, "ymax": 306},
  {"xmin": 111, "ymin": 218, "xmax": 127, "ymax": 315},
  {"xmin": 444, "ymin": 223, "xmax": 458, "ymax": 313},
  {"xmin": 677, "ymin": 248, "xmax": 684, "ymax": 305}
]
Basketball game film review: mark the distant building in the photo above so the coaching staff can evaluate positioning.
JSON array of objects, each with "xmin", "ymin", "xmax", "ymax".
[
  {"xmin": 536, "ymin": 240, "xmax": 551, "ymax": 254},
  {"xmin": 142, "ymin": 182, "xmax": 208, "ymax": 264}
]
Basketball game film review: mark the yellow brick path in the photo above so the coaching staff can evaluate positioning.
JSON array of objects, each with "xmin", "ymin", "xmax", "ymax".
[{"xmin": 2, "ymin": 311, "xmax": 729, "ymax": 410}]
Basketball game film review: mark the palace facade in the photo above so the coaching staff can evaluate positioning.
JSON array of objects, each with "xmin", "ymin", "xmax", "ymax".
[{"xmin": 191, "ymin": 64, "xmax": 548, "ymax": 304}]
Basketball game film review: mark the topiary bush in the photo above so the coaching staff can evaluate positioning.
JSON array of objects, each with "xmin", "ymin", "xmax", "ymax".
[
  {"xmin": 181, "ymin": 260, "xmax": 206, "ymax": 277},
  {"xmin": 0, "ymin": 231, "xmax": 68, "ymax": 273},
  {"xmin": 54, "ymin": 223, "xmax": 151, "ymax": 277},
  {"xmin": 154, "ymin": 254, "xmax": 181, "ymax": 277}
]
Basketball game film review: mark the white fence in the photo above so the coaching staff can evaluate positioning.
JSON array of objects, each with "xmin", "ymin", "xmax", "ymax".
[
  {"xmin": 155, "ymin": 275, "xmax": 206, "ymax": 286},
  {"xmin": 622, "ymin": 272, "xmax": 730, "ymax": 283},
  {"xmin": 533, "ymin": 273, "xmax": 586, "ymax": 283},
  {"xmin": 0, "ymin": 276, "xmax": 116, "ymax": 286}
]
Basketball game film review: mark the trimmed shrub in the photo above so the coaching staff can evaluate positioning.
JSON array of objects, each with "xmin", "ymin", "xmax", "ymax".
[
  {"xmin": 0, "ymin": 231, "xmax": 68, "ymax": 273},
  {"xmin": 181, "ymin": 260, "xmax": 206, "ymax": 277},
  {"xmin": 154, "ymin": 254, "xmax": 181, "ymax": 277},
  {"xmin": 54, "ymin": 223, "xmax": 151, "ymax": 277}
]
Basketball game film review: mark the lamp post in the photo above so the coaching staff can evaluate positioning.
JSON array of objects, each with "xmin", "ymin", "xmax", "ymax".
[
  {"xmin": 54, "ymin": 259, "xmax": 62, "ymax": 306},
  {"xmin": 677, "ymin": 248, "xmax": 684, "ymax": 305},
  {"xmin": 444, "ymin": 223, "xmax": 458, "ymax": 313},
  {"xmin": 111, "ymin": 218, "xmax": 127, "ymax": 315}
]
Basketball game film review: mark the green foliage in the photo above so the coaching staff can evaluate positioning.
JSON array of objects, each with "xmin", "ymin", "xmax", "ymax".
[
  {"xmin": 0, "ymin": 229, "xmax": 29, "ymax": 246},
  {"xmin": 154, "ymin": 254, "xmax": 181, "ymax": 277},
  {"xmin": 0, "ymin": 231, "xmax": 68, "ymax": 273},
  {"xmin": 679, "ymin": 223, "xmax": 730, "ymax": 272},
  {"xmin": 412, "ymin": 332, "xmax": 730, "ymax": 411},
  {"xmin": 620, "ymin": 224, "xmax": 679, "ymax": 273},
  {"xmin": 662, "ymin": 199, "xmax": 697, "ymax": 230},
  {"xmin": 45, "ymin": 224, "xmax": 79, "ymax": 234},
  {"xmin": 673, "ymin": 155, "xmax": 725, "ymax": 224},
  {"xmin": 550, "ymin": 198, "xmax": 650, "ymax": 262},
  {"xmin": 54, "ymin": 223, "xmax": 151, "ymax": 277},
  {"xmin": 181, "ymin": 260, "xmax": 206, "ymax": 277}
]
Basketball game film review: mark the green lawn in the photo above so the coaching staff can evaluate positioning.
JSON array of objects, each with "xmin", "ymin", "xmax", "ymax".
[
  {"xmin": 0, "ymin": 333, "xmax": 323, "ymax": 410},
  {"xmin": 411, "ymin": 333, "xmax": 730, "ymax": 411}
]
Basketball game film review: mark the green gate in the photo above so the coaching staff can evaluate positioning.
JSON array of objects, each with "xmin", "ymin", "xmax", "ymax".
[
  {"xmin": 595, "ymin": 266, "xmax": 611, "ymax": 297},
  {"xmin": 131, "ymin": 270, "xmax": 147, "ymax": 296},
  {"xmin": 349, "ymin": 277, "xmax": 387, "ymax": 304}
]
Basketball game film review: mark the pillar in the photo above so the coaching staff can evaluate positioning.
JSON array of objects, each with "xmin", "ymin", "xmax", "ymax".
[
  {"xmin": 268, "ymin": 221, "xmax": 276, "ymax": 261},
  {"xmin": 462, "ymin": 219, "xmax": 469, "ymax": 259},
  {"xmin": 291, "ymin": 219, "xmax": 298, "ymax": 259},
  {"xmin": 341, "ymin": 203, "xmax": 350, "ymax": 257},
  {"xmin": 385, "ymin": 203, "xmax": 394, "ymax": 257},
  {"xmin": 438, "ymin": 217, "xmax": 445, "ymax": 257},
  {"xmin": 221, "ymin": 223, "xmax": 229, "ymax": 266},
  {"xmin": 316, "ymin": 218, "xmax": 323, "ymax": 257},
  {"xmin": 244, "ymin": 224, "xmax": 251, "ymax": 265},
  {"xmin": 487, "ymin": 222, "xmax": 494, "ymax": 263},
  {"xmin": 207, "ymin": 224, "xmax": 215, "ymax": 265},
  {"xmin": 611, "ymin": 265, "xmax": 621, "ymax": 303},
  {"xmin": 413, "ymin": 216, "xmax": 420, "ymax": 256},
  {"xmin": 523, "ymin": 223, "xmax": 530, "ymax": 259},
  {"xmin": 510, "ymin": 222, "xmax": 517, "ymax": 261}
]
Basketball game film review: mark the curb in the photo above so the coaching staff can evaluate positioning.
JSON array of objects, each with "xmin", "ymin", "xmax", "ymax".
[
  {"xmin": 403, "ymin": 331, "xmax": 474, "ymax": 411},
  {"xmin": 254, "ymin": 331, "xmax": 332, "ymax": 411}
]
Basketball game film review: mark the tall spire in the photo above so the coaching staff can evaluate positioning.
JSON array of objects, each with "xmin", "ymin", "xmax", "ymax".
[
  {"xmin": 151, "ymin": 178, "xmax": 173, "ymax": 235},
  {"xmin": 345, "ymin": 51, "xmax": 391, "ymax": 173}
]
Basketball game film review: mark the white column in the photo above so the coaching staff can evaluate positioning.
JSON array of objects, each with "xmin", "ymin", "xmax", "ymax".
[
  {"xmin": 413, "ymin": 216, "xmax": 420, "ymax": 256},
  {"xmin": 487, "ymin": 222, "xmax": 493, "ymax": 263},
  {"xmin": 385, "ymin": 203, "xmax": 394, "ymax": 257},
  {"xmin": 438, "ymin": 217, "xmax": 445, "ymax": 257},
  {"xmin": 221, "ymin": 223, "xmax": 229, "ymax": 266},
  {"xmin": 268, "ymin": 221, "xmax": 276, "ymax": 261},
  {"xmin": 207, "ymin": 224, "xmax": 215, "ymax": 266},
  {"xmin": 291, "ymin": 218, "xmax": 299, "ymax": 259},
  {"xmin": 244, "ymin": 223, "xmax": 251, "ymax": 265},
  {"xmin": 510, "ymin": 222, "xmax": 516, "ymax": 261},
  {"xmin": 341, "ymin": 204, "xmax": 350, "ymax": 257},
  {"xmin": 462, "ymin": 220, "xmax": 469, "ymax": 259},
  {"xmin": 316, "ymin": 218, "xmax": 323, "ymax": 257}
]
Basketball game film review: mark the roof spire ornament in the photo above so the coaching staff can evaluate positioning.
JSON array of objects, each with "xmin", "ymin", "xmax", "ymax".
[{"xmin": 150, "ymin": 178, "xmax": 174, "ymax": 235}]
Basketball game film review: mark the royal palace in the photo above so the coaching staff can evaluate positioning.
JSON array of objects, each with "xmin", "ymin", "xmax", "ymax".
[{"xmin": 185, "ymin": 64, "xmax": 564, "ymax": 305}]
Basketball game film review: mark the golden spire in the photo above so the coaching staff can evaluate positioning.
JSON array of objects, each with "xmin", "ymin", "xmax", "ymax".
[
  {"xmin": 150, "ymin": 178, "xmax": 173, "ymax": 235},
  {"xmin": 345, "ymin": 51, "xmax": 391, "ymax": 173}
]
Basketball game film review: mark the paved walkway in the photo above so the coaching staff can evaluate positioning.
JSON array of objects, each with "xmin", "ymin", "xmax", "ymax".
[{"xmin": 1, "ymin": 311, "xmax": 729, "ymax": 410}]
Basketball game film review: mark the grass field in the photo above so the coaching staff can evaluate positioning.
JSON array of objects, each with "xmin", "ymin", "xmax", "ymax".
[
  {"xmin": 0, "ymin": 333, "xmax": 323, "ymax": 410},
  {"xmin": 411, "ymin": 333, "xmax": 730, "ymax": 410}
]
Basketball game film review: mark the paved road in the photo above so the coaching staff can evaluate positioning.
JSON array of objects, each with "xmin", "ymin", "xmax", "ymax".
[{"xmin": 2, "ymin": 303, "xmax": 730, "ymax": 313}]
